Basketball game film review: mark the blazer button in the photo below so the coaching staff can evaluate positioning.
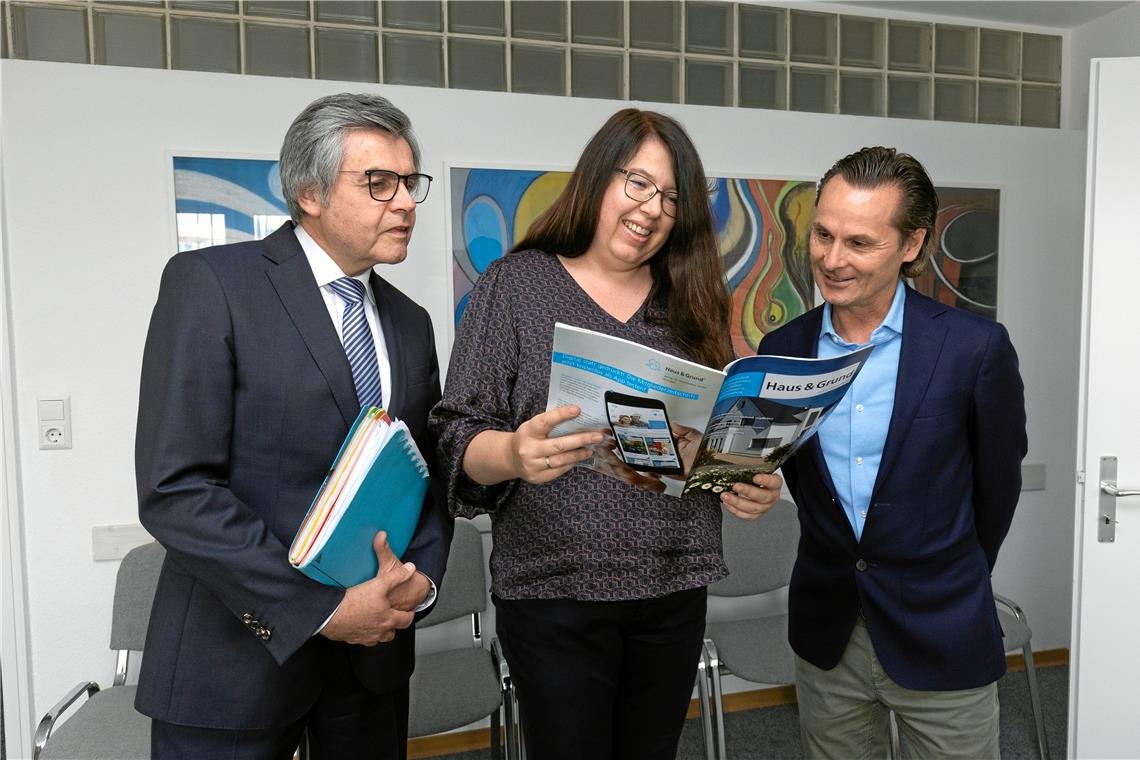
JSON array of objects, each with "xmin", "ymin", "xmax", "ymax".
[
  {"xmin": 855, "ymin": 559, "xmax": 868, "ymax": 571},
  {"xmin": 259, "ymin": 628, "xmax": 271, "ymax": 641},
  {"xmin": 241, "ymin": 613, "xmax": 253, "ymax": 624}
]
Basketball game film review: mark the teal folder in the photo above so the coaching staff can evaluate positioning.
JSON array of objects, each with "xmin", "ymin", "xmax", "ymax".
[{"xmin": 289, "ymin": 408, "xmax": 429, "ymax": 588}]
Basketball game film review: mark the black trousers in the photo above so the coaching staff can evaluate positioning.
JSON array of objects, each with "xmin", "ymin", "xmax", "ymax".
[
  {"xmin": 493, "ymin": 586, "xmax": 707, "ymax": 760},
  {"xmin": 151, "ymin": 641, "xmax": 409, "ymax": 760}
]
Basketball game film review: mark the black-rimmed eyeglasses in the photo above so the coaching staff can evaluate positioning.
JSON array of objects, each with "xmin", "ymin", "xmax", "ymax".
[
  {"xmin": 615, "ymin": 168, "xmax": 678, "ymax": 218},
  {"xmin": 341, "ymin": 169, "xmax": 433, "ymax": 203}
]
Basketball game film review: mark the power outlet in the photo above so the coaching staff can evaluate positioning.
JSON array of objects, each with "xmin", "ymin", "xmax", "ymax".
[{"xmin": 38, "ymin": 397, "xmax": 72, "ymax": 450}]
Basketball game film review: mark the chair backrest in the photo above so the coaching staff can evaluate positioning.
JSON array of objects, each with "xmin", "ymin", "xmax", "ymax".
[
  {"xmin": 109, "ymin": 541, "xmax": 166, "ymax": 651},
  {"xmin": 709, "ymin": 497, "xmax": 799, "ymax": 597},
  {"xmin": 417, "ymin": 519, "xmax": 487, "ymax": 628}
]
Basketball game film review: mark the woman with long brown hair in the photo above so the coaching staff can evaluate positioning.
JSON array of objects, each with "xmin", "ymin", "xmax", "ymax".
[{"xmin": 430, "ymin": 108, "xmax": 781, "ymax": 759}]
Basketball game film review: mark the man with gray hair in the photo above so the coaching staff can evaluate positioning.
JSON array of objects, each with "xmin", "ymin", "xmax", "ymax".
[{"xmin": 135, "ymin": 93, "xmax": 450, "ymax": 758}]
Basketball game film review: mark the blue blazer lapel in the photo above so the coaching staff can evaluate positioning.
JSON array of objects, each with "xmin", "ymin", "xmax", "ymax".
[
  {"xmin": 262, "ymin": 223, "xmax": 360, "ymax": 428},
  {"xmin": 370, "ymin": 272, "xmax": 406, "ymax": 417},
  {"xmin": 872, "ymin": 288, "xmax": 948, "ymax": 496}
]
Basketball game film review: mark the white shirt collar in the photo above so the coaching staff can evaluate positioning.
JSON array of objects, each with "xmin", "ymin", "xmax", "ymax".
[{"xmin": 294, "ymin": 224, "xmax": 374, "ymax": 301}]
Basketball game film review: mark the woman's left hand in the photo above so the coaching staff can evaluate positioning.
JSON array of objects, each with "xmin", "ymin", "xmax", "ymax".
[{"xmin": 720, "ymin": 472, "xmax": 783, "ymax": 520}]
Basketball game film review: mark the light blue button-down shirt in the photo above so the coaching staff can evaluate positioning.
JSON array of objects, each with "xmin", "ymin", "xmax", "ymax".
[{"xmin": 816, "ymin": 281, "xmax": 907, "ymax": 542}]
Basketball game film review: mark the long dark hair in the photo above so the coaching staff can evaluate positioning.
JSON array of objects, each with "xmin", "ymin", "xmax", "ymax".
[{"xmin": 511, "ymin": 108, "xmax": 731, "ymax": 369}]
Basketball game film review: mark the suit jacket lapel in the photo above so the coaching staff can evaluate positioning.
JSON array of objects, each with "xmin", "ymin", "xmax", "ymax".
[
  {"xmin": 262, "ymin": 223, "xmax": 360, "ymax": 428},
  {"xmin": 371, "ymin": 272, "xmax": 406, "ymax": 417},
  {"xmin": 871, "ymin": 288, "xmax": 948, "ymax": 496}
]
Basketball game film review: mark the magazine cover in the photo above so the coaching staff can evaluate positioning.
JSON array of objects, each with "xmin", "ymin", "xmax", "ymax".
[{"xmin": 546, "ymin": 323, "xmax": 871, "ymax": 497}]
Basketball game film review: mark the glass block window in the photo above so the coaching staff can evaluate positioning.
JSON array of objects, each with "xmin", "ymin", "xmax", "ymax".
[
  {"xmin": 315, "ymin": 1, "xmax": 378, "ymax": 26},
  {"xmin": 449, "ymin": 38, "xmax": 507, "ymax": 92},
  {"xmin": 740, "ymin": 63, "xmax": 785, "ymax": 110},
  {"xmin": 245, "ymin": 23, "xmax": 309, "ymax": 79},
  {"xmin": 12, "ymin": 4, "xmax": 89, "ymax": 63},
  {"xmin": 889, "ymin": 20, "xmax": 932, "ymax": 73},
  {"xmin": 739, "ymin": 5, "xmax": 784, "ymax": 60},
  {"xmin": 572, "ymin": 0, "xmax": 622, "ymax": 46},
  {"xmin": 316, "ymin": 28, "xmax": 378, "ymax": 83},
  {"xmin": 789, "ymin": 10, "xmax": 835, "ymax": 65},
  {"xmin": 513, "ymin": 44, "xmax": 566, "ymax": 95},
  {"xmin": 841, "ymin": 15, "xmax": 884, "ymax": 69},
  {"xmin": 790, "ymin": 67, "xmax": 836, "ymax": 114},
  {"xmin": 629, "ymin": 54, "xmax": 679, "ymax": 103},
  {"xmin": 383, "ymin": 1, "xmax": 442, "ymax": 32},
  {"xmin": 686, "ymin": 59, "xmax": 732, "ymax": 106},
  {"xmin": 448, "ymin": 0, "xmax": 505, "ymax": 36},
  {"xmin": 629, "ymin": 1, "xmax": 680, "ymax": 52},
  {"xmin": 0, "ymin": 1, "xmax": 1066, "ymax": 128},
  {"xmin": 94, "ymin": 11, "xmax": 165, "ymax": 69},
  {"xmin": 572, "ymin": 49, "xmax": 623, "ymax": 99},
  {"xmin": 383, "ymin": 33, "xmax": 442, "ymax": 87},
  {"xmin": 171, "ymin": 16, "xmax": 239, "ymax": 74},
  {"xmin": 840, "ymin": 72, "xmax": 883, "ymax": 117},
  {"xmin": 686, "ymin": 1, "xmax": 732, "ymax": 56},
  {"xmin": 513, "ymin": 0, "xmax": 566, "ymax": 42}
]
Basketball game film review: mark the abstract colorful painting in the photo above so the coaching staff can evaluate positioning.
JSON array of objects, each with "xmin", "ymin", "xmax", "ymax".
[
  {"xmin": 450, "ymin": 169, "xmax": 819, "ymax": 357},
  {"xmin": 451, "ymin": 168, "xmax": 1002, "ymax": 358},
  {"xmin": 914, "ymin": 187, "xmax": 1000, "ymax": 319},
  {"xmin": 172, "ymin": 156, "xmax": 290, "ymax": 252}
]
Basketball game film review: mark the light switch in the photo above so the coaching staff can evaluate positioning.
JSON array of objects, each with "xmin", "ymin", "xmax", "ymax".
[{"xmin": 37, "ymin": 396, "xmax": 72, "ymax": 450}]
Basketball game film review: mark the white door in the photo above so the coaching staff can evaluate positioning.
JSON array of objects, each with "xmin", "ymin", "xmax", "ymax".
[{"xmin": 1070, "ymin": 56, "xmax": 1140, "ymax": 759}]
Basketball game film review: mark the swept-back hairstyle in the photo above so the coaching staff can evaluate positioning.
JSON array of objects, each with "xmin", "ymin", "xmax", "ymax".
[
  {"xmin": 511, "ymin": 108, "xmax": 731, "ymax": 369},
  {"xmin": 817, "ymin": 146, "xmax": 939, "ymax": 279},
  {"xmin": 279, "ymin": 92, "xmax": 422, "ymax": 222}
]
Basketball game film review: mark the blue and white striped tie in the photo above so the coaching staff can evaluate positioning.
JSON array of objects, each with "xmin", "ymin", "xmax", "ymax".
[{"xmin": 330, "ymin": 277, "xmax": 382, "ymax": 410}]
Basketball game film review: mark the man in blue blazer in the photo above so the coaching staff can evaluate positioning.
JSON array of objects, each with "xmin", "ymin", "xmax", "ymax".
[
  {"xmin": 745, "ymin": 147, "xmax": 1026, "ymax": 757},
  {"xmin": 134, "ymin": 93, "xmax": 451, "ymax": 758}
]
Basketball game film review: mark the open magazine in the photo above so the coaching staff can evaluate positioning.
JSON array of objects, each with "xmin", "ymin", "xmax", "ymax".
[{"xmin": 546, "ymin": 323, "xmax": 872, "ymax": 497}]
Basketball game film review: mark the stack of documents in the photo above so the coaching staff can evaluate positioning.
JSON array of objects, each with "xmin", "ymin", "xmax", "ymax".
[{"xmin": 289, "ymin": 407, "xmax": 429, "ymax": 588}]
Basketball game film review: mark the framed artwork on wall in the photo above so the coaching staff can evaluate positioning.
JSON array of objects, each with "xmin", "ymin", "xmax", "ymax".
[
  {"xmin": 450, "ymin": 167, "xmax": 1000, "ymax": 358},
  {"xmin": 172, "ymin": 155, "xmax": 290, "ymax": 252}
]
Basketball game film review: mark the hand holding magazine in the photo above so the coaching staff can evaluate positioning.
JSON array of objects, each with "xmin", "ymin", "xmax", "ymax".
[
  {"xmin": 546, "ymin": 323, "xmax": 872, "ymax": 497},
  {"xmin": 289, "ymin": 407, "xmax": 429, "ymax": 587}
]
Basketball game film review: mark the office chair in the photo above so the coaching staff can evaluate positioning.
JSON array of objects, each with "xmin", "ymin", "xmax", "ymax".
[
  {"xmin": 995, "ymin": 593, "xmax": 1050, "ymax": 760},
  {"xmin": 33, "ymin": 541, "xmax": 164, "ymax": 760},
  {"xmin": 700, "ymin": 498, "xmax": 800, "ymax": 760},
  {"xmin": 408, "ymin": 518, "xmax": 519, "ymax": 760}
]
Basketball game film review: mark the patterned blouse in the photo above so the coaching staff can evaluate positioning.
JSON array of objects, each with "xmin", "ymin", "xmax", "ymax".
[{"xmin": 429, "ymin": 250, "xmax": 726, "ymax": 601}]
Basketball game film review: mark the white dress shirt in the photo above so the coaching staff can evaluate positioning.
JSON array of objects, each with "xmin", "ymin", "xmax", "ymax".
[{"xmin": 294, "ymin": 225, "xmax": 437, "ymax": 625}]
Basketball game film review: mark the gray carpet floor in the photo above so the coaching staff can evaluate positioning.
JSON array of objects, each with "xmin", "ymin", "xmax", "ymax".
[{"xmin": 431, "ymin": 664, "xmax": 1067, "ymax": 760}]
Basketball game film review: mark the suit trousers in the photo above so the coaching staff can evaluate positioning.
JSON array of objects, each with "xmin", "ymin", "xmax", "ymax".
[
  {"xmin": 151, "ymin": 639, "xmax": 409, "ymax": 760},
  {"xmin": 493, "ymin": 586, "xmax": 706, "ymax": 760},
  {"xmin": 795, "ymin": 617, "xmax": 1001, "ymax": 760}
]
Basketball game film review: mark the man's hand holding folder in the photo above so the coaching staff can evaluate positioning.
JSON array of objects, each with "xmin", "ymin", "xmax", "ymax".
[{"xmin": 319, "ymin": 531, "xmax": 423, "ymax": 646}]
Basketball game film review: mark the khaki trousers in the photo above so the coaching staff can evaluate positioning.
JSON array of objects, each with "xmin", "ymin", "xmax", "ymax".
[{"xmin": 795, "ymin": 617, "xmax": 1001, "ymax": 760}]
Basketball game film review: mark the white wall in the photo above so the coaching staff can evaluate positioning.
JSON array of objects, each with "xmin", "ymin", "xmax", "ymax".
[
  {"xmin": 1067, "ymin": 3, "xmax": 1140, "ymax": 130},
  {"xmin": 1, "ymin": 58, "xmax": 1084, "ymax": 737}
]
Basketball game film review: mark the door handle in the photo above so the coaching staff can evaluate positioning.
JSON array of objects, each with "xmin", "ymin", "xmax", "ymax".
[
  {"xmin": 1099, "ymin": 456, "xmax": 1140, "ymax": 542},
  {"xmin": 1101, "ymin": 481, "xmax": 1140, "ymax": 498}
]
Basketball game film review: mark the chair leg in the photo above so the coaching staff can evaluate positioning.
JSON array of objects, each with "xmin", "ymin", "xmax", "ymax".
[
  {"xmin": 696, "ymin": 648, "xmax": 716, "ymax": 760},
  {"xmin": 1022, "ymin": 645, "xmax": 1050, "ymax": 760},
  {"xmin": 888, "ymin": 710, "xmax": 901, "ymax": 760},
  {"xmin": 705, "ymin": 640, "xmax": 727, "ymax": 760},
  {"xmin": 502, "ymin": 683, "xmax": 519, "ymax": 760}
]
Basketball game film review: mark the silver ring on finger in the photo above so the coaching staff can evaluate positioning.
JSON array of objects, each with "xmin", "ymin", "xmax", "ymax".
[{"xmin": 544, "ymin": 456, "xmax": 551, "ymax": 470}]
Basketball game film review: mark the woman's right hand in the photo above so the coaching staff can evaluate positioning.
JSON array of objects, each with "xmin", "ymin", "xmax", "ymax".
[{"xmin": 510, "ymin": 405, "xmax": 603, "ymax": 484}]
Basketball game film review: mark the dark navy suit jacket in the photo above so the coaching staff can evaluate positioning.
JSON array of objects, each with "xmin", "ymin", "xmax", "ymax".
[
  {"xmin": 758, "ymin": 286, "xmax": 1026, "ymax": 691},
  {"xmin": 134, "ymin": 222, "xmax": 451, "ymax": 729}
]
